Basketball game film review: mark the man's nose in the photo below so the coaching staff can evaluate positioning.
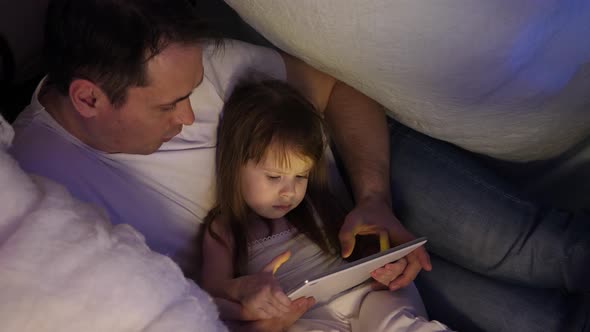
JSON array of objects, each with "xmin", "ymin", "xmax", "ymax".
[{"xmin": 175, "ymin": 99, "xmax": 195, "ymax": 126}]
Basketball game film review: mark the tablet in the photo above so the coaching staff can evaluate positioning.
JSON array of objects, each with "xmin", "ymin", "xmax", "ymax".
[{"xmin": 287, "ymin": 237, "xmax": 427, "ymax": 303}]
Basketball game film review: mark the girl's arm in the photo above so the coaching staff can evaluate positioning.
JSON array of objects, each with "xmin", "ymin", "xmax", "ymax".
[
  {"xmin": 212, "ymin": 297, "xmax": 245, "ymax": 321},
  {"xmin": 200, "ymin": 218, "xmax": 293, "ymax": 321},
  {"xmin": 200, "ymin": 218, "xmax": 247, "ymax": 321},
  {"xmin": 200, "ymin": 218, "xmax": 236, "ymax": 300}
]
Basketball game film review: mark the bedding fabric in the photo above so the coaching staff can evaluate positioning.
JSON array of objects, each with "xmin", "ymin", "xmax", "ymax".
[
  {"xmin": 0, "ymin": 114, "xmax": 226, "ymax": 331},
  {"xmin": 225, "ymin": 0, "xmax": 590, "ymax": 162}
]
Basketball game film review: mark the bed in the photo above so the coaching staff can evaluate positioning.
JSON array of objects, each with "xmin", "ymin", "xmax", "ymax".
[{"xmin": 1, "ymin": 1, "xmax": 589, "ymax": 330}]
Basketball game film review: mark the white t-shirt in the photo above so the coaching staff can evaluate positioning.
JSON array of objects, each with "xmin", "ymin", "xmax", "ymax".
[{"xmin": 9, "ymin": 40, "xmax": 286, "ymax": 262}]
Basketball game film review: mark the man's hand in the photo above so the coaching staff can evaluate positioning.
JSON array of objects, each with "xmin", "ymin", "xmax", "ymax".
[
  {"xmin": 339, "ymin": 196, "xmax": 432, "ymax": 290},
  {"xmin": 232, "ymin": 251, "xmax": 293, "ymax": 320},
  {"xmin": 370, "ymin": 258, "xmax": 408, "ymax": 290}
]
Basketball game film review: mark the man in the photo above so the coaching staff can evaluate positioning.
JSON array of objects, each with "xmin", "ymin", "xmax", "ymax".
[
  {"xmin": 9, "ymin": 0, "xmax": 429, "ymax": 330},
  {"xmin": 9, "ymin": 0, "xmax": 589, "ymax": 331}
]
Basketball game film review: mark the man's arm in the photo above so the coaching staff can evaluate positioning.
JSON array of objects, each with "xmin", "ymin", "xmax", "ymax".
[
  {"xmin": 280, "ymin": 53, "xmax": 336, "ymax": 112},
  {"xmin": 279, "ymin": 54, "xmax": 387, "ymax": 200},
  {"xmin": 281, "ymin": 53, "xmax": 431, "ymax": 289},
  {"xmin": 323, "ymin": 80, "xmax": 391, "ymax": 206}
]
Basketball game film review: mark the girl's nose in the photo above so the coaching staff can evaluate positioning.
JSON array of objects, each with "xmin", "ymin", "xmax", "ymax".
[{"xmin": 280, "ymin": 180, "xmax": 296, "ymax": 198}]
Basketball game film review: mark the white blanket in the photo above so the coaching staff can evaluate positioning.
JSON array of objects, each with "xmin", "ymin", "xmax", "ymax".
[
  {"xmin": 0, "ymin": 115, "xmax": 226, "ymax": 332},
  {"xmin": 225, "ymin": 0, "xmax": 590, "ymax": 161}
]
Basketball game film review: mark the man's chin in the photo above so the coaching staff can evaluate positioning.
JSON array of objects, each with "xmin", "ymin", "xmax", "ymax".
[
  {"xmin": 145, "ymin": 145, "xmax": 163, "ymax": 155},
  {"xmin": 103, "ymin": 141, "xmax": 161, "ymax": 155},
  {"xmin": 132, "ymin": 143, "xmax": 162, "ymax": 155}
]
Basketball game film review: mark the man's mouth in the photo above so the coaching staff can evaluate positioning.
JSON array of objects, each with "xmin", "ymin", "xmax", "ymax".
[{"xmin": 163, "ymin": 129, "xmax": 182, "ymax": 142}]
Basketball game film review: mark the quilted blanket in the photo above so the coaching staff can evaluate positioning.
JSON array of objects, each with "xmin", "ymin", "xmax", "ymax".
[{"xmin": 226, "ymin": 0, "xmax": 590, "ymax": 161}]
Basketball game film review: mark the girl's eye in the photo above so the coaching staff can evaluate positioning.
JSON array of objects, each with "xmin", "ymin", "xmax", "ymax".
[
  {"xmin": 296, "ymin": 175, "xmax": 309, "ymax": 180},
  {"xmin": 266, "ymin": 175, "xmax": 281, "ymax": 181}
]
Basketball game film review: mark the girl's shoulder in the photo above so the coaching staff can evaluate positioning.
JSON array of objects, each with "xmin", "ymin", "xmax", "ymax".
[{"xmin": 205, "ymin": 213, "xmax": 234, "ymax": 248}]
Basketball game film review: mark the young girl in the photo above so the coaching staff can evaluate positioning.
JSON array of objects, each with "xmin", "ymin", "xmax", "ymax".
[{"xmin": 199, "ymin": 79, "xmax": 451, "ymax": 331}]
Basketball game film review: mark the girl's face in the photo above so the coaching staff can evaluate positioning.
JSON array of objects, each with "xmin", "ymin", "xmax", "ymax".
[{"xmin": 240, "ymin": 146, "xmax": 313, "ymax": 220}]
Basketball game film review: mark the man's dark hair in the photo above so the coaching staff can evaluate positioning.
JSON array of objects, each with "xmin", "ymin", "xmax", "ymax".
[{"xmin": 44, "ymin": 0, "xmax": 218, "ymax": 107}]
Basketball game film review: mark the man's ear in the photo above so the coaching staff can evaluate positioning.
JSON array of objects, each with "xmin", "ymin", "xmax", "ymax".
[{"xmin": 69, "ymin": 79, "xmax": 110, "ymax": 118}]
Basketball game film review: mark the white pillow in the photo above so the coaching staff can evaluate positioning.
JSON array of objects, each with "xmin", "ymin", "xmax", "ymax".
[
  {"xmin": 0, "ymin": 114, "xmax": 226, "ymax": 332},
  {"xmin": 225, "ymin": 0, "xmax": 590, "ymax": 161}
]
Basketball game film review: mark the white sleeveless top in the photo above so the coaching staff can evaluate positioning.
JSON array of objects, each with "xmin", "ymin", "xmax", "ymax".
[{"xmin": 247, "ymin": 228, "xmax": 343, "ymax": 293}]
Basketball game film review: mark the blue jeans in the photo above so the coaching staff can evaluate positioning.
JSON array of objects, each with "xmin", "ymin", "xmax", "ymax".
[{"xmin": 387, "ymin": 120, "xmax": 589, "ymax": 331}]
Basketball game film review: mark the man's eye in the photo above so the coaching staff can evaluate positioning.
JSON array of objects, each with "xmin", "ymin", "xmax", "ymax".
[{"xmin": 161, "ymin": 104, "xmax": 176, "ymax": 112}]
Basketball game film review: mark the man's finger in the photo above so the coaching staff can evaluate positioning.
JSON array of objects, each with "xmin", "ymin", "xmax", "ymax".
[
  {"xmin": 262, "ymin": 250, "xmax": 291, "ymax": 274},
  {"xmin": 389, "ymin": 256, "xmax": 422, "ymax": 290},
  {"xmin": 339, "ymin": 218, "xmax": 362, "ymax": 258},
  {"xmin": 416, "ymin": 248, "xmax": 432, "ymax": 271},
  {"xmin": 339, "ymin": 234, "xmax": 356, "ymax": 258},
  {"xmin": 384, "ymin": 259, "xmax": 407, "ymax": 275}
]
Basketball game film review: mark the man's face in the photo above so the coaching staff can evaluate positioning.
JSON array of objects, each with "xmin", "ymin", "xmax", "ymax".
[
  {"xmin": 241, "ymin": 147, "xmax": 313, "ymax": 220},
  {"xmin": 98, "ymin": 43, "xmax": 203, "ymax": 154}
]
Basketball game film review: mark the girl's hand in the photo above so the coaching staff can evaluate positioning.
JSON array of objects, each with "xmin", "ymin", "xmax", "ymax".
[
  {"xmin": 370, "ymin": 257, "xmax": 408, "ymax": 290},
  {"xmin": 241, "ymin": 296, "xmax": 316, "ymax": 332},
  {"xmin": 235, "ymin": 251, "xmax": 294, "ymax": 320}
]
